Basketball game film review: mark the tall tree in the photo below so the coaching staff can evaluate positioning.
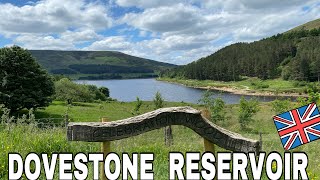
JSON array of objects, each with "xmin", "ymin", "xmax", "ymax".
[{"xmin": 0, "ymin": 46, "xmax": 54, "ymax": 112}]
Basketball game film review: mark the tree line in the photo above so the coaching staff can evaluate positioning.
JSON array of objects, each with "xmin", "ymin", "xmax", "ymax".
[
  {"xmin": 161, "ymin": 28, "xmax": 320, "ymax": 82},
  {"xmin": 0, "ymin": 46, "xmax": 111, "ymax": 113},
  {"xmin": 68, "ymin": 64, "xmax": 154, "ymax": 74}
]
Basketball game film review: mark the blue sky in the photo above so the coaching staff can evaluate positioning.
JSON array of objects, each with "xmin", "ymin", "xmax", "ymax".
[{"xmin": 0, "ymin": 0, "xmax": 319, "ymax": 65}]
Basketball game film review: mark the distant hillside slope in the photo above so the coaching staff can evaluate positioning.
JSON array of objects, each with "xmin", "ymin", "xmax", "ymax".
[
  {"xmin": 288, "ymin": 18, "xmax": 320, "ymax": 32},
  {"xmin": 163, "ymin": 18, "xmax": 320, "ymax": 82},
  {"xmin": 29, "ymin": 50, "xmax": 177, "ymax": 80}
]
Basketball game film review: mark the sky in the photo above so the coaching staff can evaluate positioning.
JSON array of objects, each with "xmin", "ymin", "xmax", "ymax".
[{"xmin": 0, "ymin": 0, "xmax": 319, "ymax": 65}]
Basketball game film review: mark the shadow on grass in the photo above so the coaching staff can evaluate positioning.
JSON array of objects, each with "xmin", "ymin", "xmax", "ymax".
[
  {"xmin": 34, "ymin": 111, "xmax": 63, "ymax": 119},
  {"xmin": 71, "ymin": 102, "xmax": 96, "ymax": 107},
  {"xmin": 241, "ymin": 126, "xmax": 266, "ymax": 134}
]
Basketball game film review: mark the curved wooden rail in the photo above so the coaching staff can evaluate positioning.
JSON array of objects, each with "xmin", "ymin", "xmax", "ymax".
[{"xmin": 67, "ymin": 106, "xmax": 260, "ymax": 153}]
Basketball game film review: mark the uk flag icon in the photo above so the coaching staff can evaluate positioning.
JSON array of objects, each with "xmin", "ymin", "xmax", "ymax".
[{"xmin": 273, "ymin": 103, "xmax": 320, "ymax": 150}]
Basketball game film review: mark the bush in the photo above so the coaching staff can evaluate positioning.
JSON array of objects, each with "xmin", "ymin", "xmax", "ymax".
[
  {"xmin": 132, "ymin": 97, "xmax": 143, "ymax": 115},
  {"xmin": 271, "ymin": 99, "xmax": 291, "ymax": 114},
  {"xmin": 54, "ymin": 79, "xmax": 110, "ymax": 103},
  {"xmin": 99, "ymin": 87, "xmax": 110, "ymax": 98},
  {"xmin": 199, "ymin": 90, "xmax": 226, "ymax": 123},
  {"xmin": 210, "ymin": 97, "xmax": 226, "ymax": 123},
  {"xmin": 86, "ymin": 85, "xmax": 108, "ymax": 101},
  {"xmin": 54, "ymin": 78, "xmax": 94, "ymax": 103},
  {"xmin": 293, "ymin": 81, "xmax": 307, "ymax": 87},
  {"xmin": 199, "ymin": 90, "xmax": 214, "ymax": 108},
  {"xmin": 238, "ymin": 97, "xmax": 260, "ymax": 128},
  {"xmin": 251, "ymin": 81, "xmax": 269, "ymax": 89},
  {"xmin": 153, "ymin": 91, "xmax": 164, "ymax": 109},
  {"xmin": 0, "ymin": 105, "xmax": 35, "ymax": 124}
]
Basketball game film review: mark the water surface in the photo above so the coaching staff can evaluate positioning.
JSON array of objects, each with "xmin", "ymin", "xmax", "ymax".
[{"xmin": 76, "ymin": 78, "xmax": 278, "ymax": 104}]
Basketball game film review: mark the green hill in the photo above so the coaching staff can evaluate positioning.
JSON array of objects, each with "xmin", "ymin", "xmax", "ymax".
[
  {"xmin": 29, "ymin": 50, "xmax": 177, "ymax": 80},
  {"xmin": 163, "ymin": 18, "xmax": 320, "ymax": 82},
  {"xmin": 288, "ymin": 18, "xmax": 320, "ymax": 32}
]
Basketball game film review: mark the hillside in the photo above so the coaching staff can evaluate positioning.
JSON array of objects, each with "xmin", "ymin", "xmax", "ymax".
[
  {"xmin": 162, "ymin": 18, "xmax": 320, "ymax": 82},
  {"xmin": 29, "ymin": 50, "xmax": 177, "ymax": 80},
  {"xmin": 288, "ymin": 18, "xmax": 320, "ymax": 32}
]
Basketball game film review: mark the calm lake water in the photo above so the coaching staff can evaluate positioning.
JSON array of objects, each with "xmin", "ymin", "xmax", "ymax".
[{"xmin": 76, "ymin": 78, "xmax": 278, "ymax": 104}]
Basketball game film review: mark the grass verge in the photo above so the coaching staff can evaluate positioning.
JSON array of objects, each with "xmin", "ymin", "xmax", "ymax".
[{"xmin": 1, "ymin": 101, "xmax": 319, "ymax": 179}]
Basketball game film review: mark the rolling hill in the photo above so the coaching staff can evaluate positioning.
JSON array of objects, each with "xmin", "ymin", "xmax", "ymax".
[
  {"xmin": 163, "ymin": 18, "xmax": 320, "ymax": 82},
  {"xmin": 288, "ymin": 18, "xmax": 320, "ymax": 32},
  {"xmin": 29, "ymin": 50, "xmax": 177, "ymax": 80}
]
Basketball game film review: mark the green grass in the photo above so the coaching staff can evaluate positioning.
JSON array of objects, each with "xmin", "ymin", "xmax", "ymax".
[
  {"xmin": 159, "ymin": 77, "xmax": 309, "ymax": 95},
  {"xmin": 1, "ymin": 101, "xmax": 320, "ymax": 179}
]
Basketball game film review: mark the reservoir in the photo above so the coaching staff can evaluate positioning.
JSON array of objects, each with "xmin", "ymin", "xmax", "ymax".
[{"xmin": 76, "ymin": 78, "xmax": 278, "ymax": 104}]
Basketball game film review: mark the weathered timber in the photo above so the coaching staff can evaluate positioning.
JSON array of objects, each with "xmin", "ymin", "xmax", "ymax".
[
  {"xmin": 100, "ymin": 117, "xmax": 109, "ymax": 180},
  {"xmin": 67, "ymin": 106, "xmax": 260, "ymax": 153}
]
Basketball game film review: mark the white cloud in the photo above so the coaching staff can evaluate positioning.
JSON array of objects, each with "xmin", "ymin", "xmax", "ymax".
[
  {"xmin": 0, "ymin": 0, "xmax": 112, "ymax": 35},
  {"xmin": 85, "ymin": 36, "xmax": 132, "ymax": 51},
  {"xmin": 14, "ymin": 35, "xmax": 75, "ymax": 50},
  {"xmin": 122, "ymin": 4, "xmax": 202, "ymax": 33},
  {"xmin": 1, "ymin": 0, "xmax": 320, "ymax": 65},
  {"xmin": 60, "ymin": 29, "xmax": 102, "ymax": 43},
  {"xmin": 202, "ymin": 0, "xmax": 317, "ymax": 12},
  {"xmin": 144, "ymin": 33, "xmax": 218, "ymax": 54},
  {"xmin": 115, "ymin": 0, "xmax": 182, "ymax": 8}
]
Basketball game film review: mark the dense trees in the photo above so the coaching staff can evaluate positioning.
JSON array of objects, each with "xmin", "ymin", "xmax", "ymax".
[
  {"xmin": 68, "ymin": 64, "xmax": 154, "ymax": 74},
  {"xmin": 0, "ymin": 46, "xmax": 54, "ymax": 111},
  {"xmin": 162, "ymin": 29, "xmax": 320, "ymax": 82},
  {"xmin": 54, "ymin": 78, "xmax": 109, "ymax": 104}
]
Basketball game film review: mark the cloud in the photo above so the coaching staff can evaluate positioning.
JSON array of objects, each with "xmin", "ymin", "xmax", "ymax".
[
  {"xmin": 60, "ymin": 29, "xmax": 102, "ymax": 43},
  {"xmin": 115, "ymin": 0, "xmax": 183, "ymax": 8},
  {"xmin": 122, "ymin": 4, "xmax": 203, "ymax": 33},
  {"xmin": 1, "ymin": 0, "xmax": 320, "ymax": 65},
  {"xmin": 144, "ymin": 33, "xmax": 218, "ymax": 54},
  {"xmin": 85, "ymin": 36, "xmax": 132, "ymax": 51},
  {"xmin": 0, "ymin": 0, "xmax": 112, "ymax": 35},
  {"xmin": 202, "ymin": 0, "xmax": 318, "ymax": 12},
  {"xmin": 14, "ymin": 35, "xmax": 75, "ymax": 50}
]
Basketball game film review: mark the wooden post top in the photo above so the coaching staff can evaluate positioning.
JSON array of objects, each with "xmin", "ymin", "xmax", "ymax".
[{"xmin": 67, "ymin": 106, "xmax": 260, "ymax": 153}]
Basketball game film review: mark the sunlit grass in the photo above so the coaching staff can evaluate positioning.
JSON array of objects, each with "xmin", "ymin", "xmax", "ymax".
[
  {"xmin": 159, "ymin": 77, "xmax": 309, "ymax": 94},
  {"xmin": 1, "ymin": 101, "xmax": 319, "ymax": 179}
]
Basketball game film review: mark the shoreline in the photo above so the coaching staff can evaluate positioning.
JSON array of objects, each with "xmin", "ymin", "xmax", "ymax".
[{"xmin": 158, "ymin": 79, "xmax": 307, "ymax": 98}]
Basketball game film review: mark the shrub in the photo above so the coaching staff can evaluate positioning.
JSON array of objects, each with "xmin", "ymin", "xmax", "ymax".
[
  {"xmin": 199, "ymin": 90, "xmax": 226, "ymax": 123},
  {"xmin": 271, "ymin": 99, "xmax": 291, "ymax": 114},
  {"xmin": 99, "ymin": 87, "xmax": 110, "ymax": 98},
  {"xmin": 54, "ymin": 78, "xmax": 94, "ymax": 104},
  {"xmin": 251, "ymin": 81, "xmax": 269, "ymax": 89},
  {"xmin": 199, "ymin": 90, "xmax": 214, "ymax": 108},
  {"xmin": 293, "ymin": 81, "xmax": 307, "ymax": 87},
  {"xmin": 238, "ymin": 97, "xmax": 260, "ymax": 128},
  {"xmin": 132, "ymin": 97, "xmax": 143, "ymax": 115},
  {"xmin": 210, "ymin": 97, "xmax": 226, "ymax": 123},
  {"xmin": 153, "ymin": 91, "xmax": 164, "ymax": 109},
  {"xmin": 86, "ymin": 85, "xmax": 108, "ymax": 101}
]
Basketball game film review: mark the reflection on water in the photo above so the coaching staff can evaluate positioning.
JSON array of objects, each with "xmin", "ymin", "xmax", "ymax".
[{"xmin": 76, "ymin": 78, "xmax": 280, "ymax": 104}]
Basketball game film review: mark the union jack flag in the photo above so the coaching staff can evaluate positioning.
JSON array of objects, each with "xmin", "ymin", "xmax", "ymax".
[{"xmin": 273, "ymin": 103, "xmax": 320, "ymax": 150}]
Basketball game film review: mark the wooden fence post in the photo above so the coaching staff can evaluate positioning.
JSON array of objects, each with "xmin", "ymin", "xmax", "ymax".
[
  {"xmin": 202, "ymin": 109, "xmax": 216, "ymax": 153},
  {"xmin": 100, "ymin": 117, "xmax": 110, "ymax": 180},
  {"xmin": 201, "ymin": 109, "xmax": 217, "ymax": 179}
]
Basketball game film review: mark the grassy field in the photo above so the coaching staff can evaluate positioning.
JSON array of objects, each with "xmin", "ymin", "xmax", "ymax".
[
  {"xmin": 1, "ymin": 100, "xmax": 320, "ymax": 179},
  {"xmin": 159, "ymin": 77, "xmax": 310, "ymax": 95}
]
